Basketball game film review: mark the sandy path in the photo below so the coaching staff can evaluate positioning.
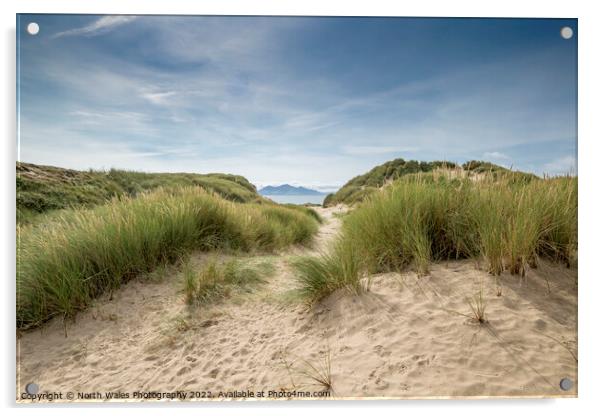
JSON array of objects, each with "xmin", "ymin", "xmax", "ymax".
[{"xmin": 17, "ymin": 206, "xmax": 577, "ymax": 400}]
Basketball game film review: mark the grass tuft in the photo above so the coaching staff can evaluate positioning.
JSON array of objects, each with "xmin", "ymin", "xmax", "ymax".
[
  {"xmin": 292, "ymin": 239, "xmax": 363, "ymax": 304},
  {"xmin": 467, "ymin": 287, "xmax": 488, "ymax": 324},
  {"xmin": 279, "ymin": 346, "xmax": 334, "ymax": 393},
  {"xmin": 183, "ymin": 257, "xmax": 273, "ymax": 306}
]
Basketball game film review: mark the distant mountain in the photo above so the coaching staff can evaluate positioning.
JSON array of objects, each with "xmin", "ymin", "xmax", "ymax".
[{"xmin": 259, "ymin": 184, "xmax": 324, "ymax": 196}]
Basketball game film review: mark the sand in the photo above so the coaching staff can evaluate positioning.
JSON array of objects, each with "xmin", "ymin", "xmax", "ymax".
[{"xmin": 17, "ymin": 206, "xmax": 577, "ymax": 401}]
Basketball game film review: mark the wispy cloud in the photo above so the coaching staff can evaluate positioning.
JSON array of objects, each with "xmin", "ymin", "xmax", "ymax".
[
  {"xmin": 141, "ymin": 91, "xmax": 177, "ymax": 106},
  {"xmin": 483, "ymin": 151, "xmax": 510, "ymax": 160},
  {"xmin": 67, "ymin": 109, "xmax": 156, "ymax": 136},
  {"xmin": 53, "ymin": 16, "xmax": 137, "ymax": 38}
]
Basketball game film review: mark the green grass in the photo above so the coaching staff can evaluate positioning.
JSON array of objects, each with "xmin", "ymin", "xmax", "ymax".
[
  {"xmin": 322, "ymin": 158, "xmax": 538, "ymax": 207},
  {"xmin": 17, "ymin": 186, "xmax": 319, "ymax": 328},
  {"xmin": 295, "ymin": 172, "xmax": 577, "ymax": 303},
  {"xmin": 17, "ymin": 162, "xmax": 263, "ymax": 224},
  {"xmin": 292, "ymin": 239, "xmax": 363, "ymax": 303},
  {"xmin": 323, "ymin": 158, "xmax": 459, "ymax": 207},
  {"xmin": 183, "ymin": 257, "xmax": 274, "ymax": 305}
]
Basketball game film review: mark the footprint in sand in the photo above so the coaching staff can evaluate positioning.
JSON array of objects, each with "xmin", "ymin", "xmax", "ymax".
[
  {"xmin": 387, "ymin": 362, "xmax": 408, "ymax": 374},
  {"xmin": 181, "ymin": 379, "xmax": 198, "ymax": 388},
  {"xmin": 374, "ymin": 377, "xmax": 390, "ymax": 390},
  {"xmin": 534, "ymin": 318, "xmax": 547, "ymax": 330},
  {"xmin": 260, "ymin": 331, "xmax": 273, "ymax": 340},
  {"xmin": 373, "ymin": 344, "xmax": 391, "ymax": 358},
  {"xmin": 366, "ymin": 326, "xmax": 378, "ymax": 335}
]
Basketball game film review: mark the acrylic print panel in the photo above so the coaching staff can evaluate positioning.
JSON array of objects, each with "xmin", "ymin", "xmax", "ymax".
[{"xmin": 16, "ymin": 14, "xmax": 577, "ymax": 402}]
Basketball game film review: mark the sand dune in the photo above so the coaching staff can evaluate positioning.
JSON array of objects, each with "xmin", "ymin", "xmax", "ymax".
[{"xmin": 17, "ymin": 206, "xmax": 577, "ymax": 401}]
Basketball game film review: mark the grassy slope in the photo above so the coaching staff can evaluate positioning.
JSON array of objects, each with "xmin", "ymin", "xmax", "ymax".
[
  {"xmin": 323, "ymin": 159, "xmax": 537, "ymax": 207},
  {"xmin": 16, "ymin": 162, "xmax": 324, "ymax": 328},
  {"xmin": 296, "ymin": 171, "xmax": 577, "ymax": 303},
  {"xmin": 17, "ymin": 162, "xmax": 263, "ymax": 224},
  {"xmin": 17, "ymin": 186, "xmax": 320, "ymax": 328}
]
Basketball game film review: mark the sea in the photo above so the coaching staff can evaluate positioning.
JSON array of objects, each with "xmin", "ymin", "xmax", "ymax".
[{"xmin": 263, "ymin": 194, "xmax": 326, "ymax": 205}]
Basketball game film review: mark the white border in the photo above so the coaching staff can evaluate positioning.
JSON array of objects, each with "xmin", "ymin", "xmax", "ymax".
[{"xmin": 2, "ymin": 1, "xmax": 601, "ymax": 415}]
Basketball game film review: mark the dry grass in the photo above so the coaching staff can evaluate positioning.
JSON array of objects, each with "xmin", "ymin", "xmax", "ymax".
[
  {"xmin": 467, "ymin": 287, "xmax": 488, "ymax": 324},
  {"xmin": 278, "ymin": 346, "xmax": 334, "ymax": 393}
]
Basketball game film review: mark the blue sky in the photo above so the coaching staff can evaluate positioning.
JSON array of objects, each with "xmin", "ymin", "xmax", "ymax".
[{"xmin": 17, "ymin": 15, "xmax": 577, "ymax": 191}]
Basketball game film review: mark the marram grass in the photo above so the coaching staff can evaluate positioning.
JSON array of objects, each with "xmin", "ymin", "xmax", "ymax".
[
  {"xmin": 292, "ymin": 238, "xmax": 363, "ymax": 303},
  {"xmin": 294, "ymin": 172, "xmax": 577, "ymax": 303},
  {"xmin": 17, "ymin": 162, "xmax": 264, "ymax": 225},
  {"xmin": 183, "ymin": 257, "xmax": 274, "ymax": 306},
  {"xmin": 17, "ymin": 186, "xmax": 318, "ymax": 328}
]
